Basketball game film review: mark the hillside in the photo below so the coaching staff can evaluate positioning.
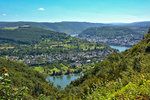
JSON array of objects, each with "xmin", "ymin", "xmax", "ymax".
[
  {"xmin": 0, "ymin": 27, "xmax": 115, "ymax": 56},
  {"xmin": 107, "ymin": 21, "xmax": 150, "ymax": 34},
  {"xmin": 0, "ymin": 27, "xmax": 116, "ymax": 75},
  {"xmin": 63, "ymin": 29, "xmax": 150, "ymax": 99},
  {"xmin": 0, "ymin": 28, "xmax": 150, "ymax": 99},
  {"xmin": 79, "ymin": 26, "xmax": 138, "ymax": 38},
  {"xmin": 0, "ymin": 27, "xmax": 69, "ymax": 44},
  {"xmin": 126, "ymin": 21, "xmax": 150, "ymax": 27},
  {"xmin": 0, "ymin": 57, "xmax": 58, "ymax": 99},
  {"xmin": 78, "ymin": 26, "xmax": 148, "ymax": 46},
  {"xmin": 0, "ymin": 21, "xmax": 149, "ymax": 35},
  {"xmin": 0, "ymin": 22, "xmax": 105, "ymax": 35},
  {"xmin": 123, "ymin": 21, "xmax": 150, "ymax": 35}
]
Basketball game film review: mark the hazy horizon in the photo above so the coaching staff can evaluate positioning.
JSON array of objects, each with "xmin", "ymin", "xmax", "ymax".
[{"xmin": 0, "ymin": 20, "xmax": 150, "ymax": 24}]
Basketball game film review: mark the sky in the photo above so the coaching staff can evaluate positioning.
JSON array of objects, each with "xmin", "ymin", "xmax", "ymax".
[{"xmin": 0, "ymin": 0, "xmax": 150, "ymax": 23}]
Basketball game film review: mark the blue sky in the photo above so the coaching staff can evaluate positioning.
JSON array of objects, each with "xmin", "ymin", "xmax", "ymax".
[{"xmin": 0, "ymin": 0, "xmax": 150, "ymax": 23}]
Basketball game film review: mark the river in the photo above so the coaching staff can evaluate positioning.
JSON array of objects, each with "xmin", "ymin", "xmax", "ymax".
[
  {"xmin": 110, "ymin": 45, "xmax": 131, "ymax": 52},
  {"xmin": 46, "ymin": 73, "xmax": 83, "ymax": 89},
  {"xmin": 46, "ymin": 45, "xmax": 130, "ymax": 89},
  {"xmin": 71, "ymin": 34, "xmax": 78, "ymax": 37}
]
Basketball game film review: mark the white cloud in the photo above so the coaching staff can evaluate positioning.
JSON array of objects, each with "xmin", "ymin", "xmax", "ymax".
[
  {"xmin": 38, "ymin": 8, "xmax": 45, "ymax": 11},
  {"xmin": 2, "ymin": 14, "xmax": 6, "ymax": 16}
]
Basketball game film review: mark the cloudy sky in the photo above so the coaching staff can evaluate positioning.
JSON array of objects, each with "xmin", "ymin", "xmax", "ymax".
[{"xmin": 0, "ymin": 0, "xmax": 150, "ymax": 23}]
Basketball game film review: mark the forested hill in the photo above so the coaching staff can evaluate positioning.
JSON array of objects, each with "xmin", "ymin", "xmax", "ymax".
[
  {"xmin": 0, "ymin": 57, "xmax": 58, "ymax": 99},
  {"xmin": 0, "ymin": 27, "xmax": 150, "ymax": 99},
  {"xmin": 78, "ymin": 26, "xmax": 149, "ymax": 46},
  {"xmin": 78, "ymin": 21, "xmax": 150, "ymax": 38},
  {"xmin": 64, "ymin": 29, "xmax": 150, "ymax": 99},
  {"xmin": 79, "ymin": 26, "xmax": 139, "ymax": 38},
  {"xmin": 126, "ymin": 21, "xmax": 150, "ymax": 27},
  {"xmin": 0, "ymin": 22, "xmax": 105, "ymax": 35},
  {"xmin": 0, "ymin": 27, "xmax": 115, "ymax": 57},
  {"xmin": 0, "ymin": 27, "xmax": 71, "ymax": 44},
  {"xmin": 0, "ymin": 21, "xmax": 149, "ymax": 35}
]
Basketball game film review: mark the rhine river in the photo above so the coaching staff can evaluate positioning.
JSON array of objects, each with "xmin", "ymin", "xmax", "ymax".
[
  {"xmin": 46, "ymin": 45, "xmax": 131, "ymax": 89},
  {"xmin": 46, "ymin": 74, "xmax": 84, "ymax": 89},
  {"xmin": 110, "ymin": 45, "xmax": 131, "ymax": 52}
]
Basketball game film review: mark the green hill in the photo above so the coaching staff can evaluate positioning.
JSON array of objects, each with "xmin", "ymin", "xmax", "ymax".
[
  {"xmin": 0, "ymin": 21, "xmax": 149, "ymax": 35},
  {"xmin": 0, "ymin": 27, "xmax": 116, "ymax": 76},
  {"xmin": 79, "ymin": 26, "xmax": 139, "ymax": 38},
  {"xmin": 63, "ymin": 29, "xmax": 150, "ymax": 99},
  {"xmin": 0, "ymin": 27, "xmax": 114, "ymax": 56},
  {"xmin": 0, "ymin": 27, "xmax": 71, "ymax": 43},
  {"xmin": 0, "ymin": 57, "xmax": 58, "ymax": 99},
  {"xmin": 0, "ymin": 27, "xmax": 150, "ymax": 99},
  {"xmin": 78, "ymin": 26, "xmax": 149, "ymax": 46},
  {"xmin": 0, "ymin": 22, "xmax": 105, "ymax": 35}
]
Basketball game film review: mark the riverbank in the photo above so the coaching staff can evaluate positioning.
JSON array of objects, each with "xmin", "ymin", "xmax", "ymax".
[
  {"xmin": 46, "ymin": 73, "xmax": 84, "ymax": 89},
  {"xmin": 46, "ymin": 45, "xmax": 131, "ymax": 89},
  {"xmin": 110, "ymin": 45, "xmax": 131, "ymax": 52}
]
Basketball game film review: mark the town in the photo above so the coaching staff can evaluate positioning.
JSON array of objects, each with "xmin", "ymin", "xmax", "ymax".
[
  {"xmin": 79, "ymin": 34, "xmax": 142, "ymax": 47},
  {"xmin": 6, "ymin": 50, "xmax": 116, "ymax": 67}
]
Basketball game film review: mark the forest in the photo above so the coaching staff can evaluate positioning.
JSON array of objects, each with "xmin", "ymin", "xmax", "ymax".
[
  {"xmin": 79, "ymin": 26, "xmax": 139, "ymax": 38},
  {"xmin": 0, "ymin": 27, "xmax": 116, "ymax": 76},
  {"xmin": 0, "ymin": 29, "xmax": 150, "ymax": 99},
  {"xmin": 0, "ymin": 22, "xmax": 105, "ymax": 35},
  {"xmin": 0, "ymin": 21, "xmax": 150, "ymax": 35},
  {"xmin": 0, "ymin": 27, "xmax": 114, "ymax": 56},
  {"xmin": 78, "ymin": 26, "xmax": 149, "ymax": 46},
  {"xmin": 0, "ymin": 0, "xmax": 150, "ymax": 99},
  {"xmin": 0, "ymin": 57, "xmax": 59, "ymax": 99},
  {"xmin": 63, "ymin": 28, "xmax": 150, "ymax": 99}
]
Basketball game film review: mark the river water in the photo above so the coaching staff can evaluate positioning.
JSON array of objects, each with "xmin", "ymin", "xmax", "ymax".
[
  {"xmin": 70, "ymin": 34, "xmax": 78, "ymax": 37},
  {"xmin": 46, "ymin": 74, "xmax": 83, "ymax": 89},
  {"xmin": 46, "ymin": 45, "xmax": 131, "ymax": 89},
  {"xmin": 110, "ymin": 45, "xmax": 131, "ymax": 52}
]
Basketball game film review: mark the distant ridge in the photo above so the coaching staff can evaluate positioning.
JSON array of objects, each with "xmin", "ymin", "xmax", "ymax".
[
  {"xmin": 0, "ymin": 21, "xmax": 149, "ymax": 35},
  {"xmin": 0, "ymin": 21, "xmax": 106, "ymax": 35}
]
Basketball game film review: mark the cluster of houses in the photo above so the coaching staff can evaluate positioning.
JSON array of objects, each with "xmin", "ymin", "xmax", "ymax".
[
  {"xmin": 80, "ymin": 34, "xmax": 142, "ymax": 47},
  {"xmin": 6, "ymin": 50, "xmax": 115, "ymax": 67}
]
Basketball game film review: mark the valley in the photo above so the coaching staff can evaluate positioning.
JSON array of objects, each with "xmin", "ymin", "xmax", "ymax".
[
  {"xmin": 63, "ymin": 29, "xmax": 150, "ymax": 99},
  {"xmin": 0, "ymin": 21, "xmax": 150, "ymax": 99},
  {"xmin": 0, "ymin": 27, "xmax": 117, "ymax": 76},
  {"xmin": 0, "ymin": 0, "xmax": 150, "ymax": 99},
  {"xmin": 78, "ymin": 25, "xmax": 149, "ymax": 47},
  {"xmin": 79, "ymin": 33, "xmax": 142, "ymax": 47}
]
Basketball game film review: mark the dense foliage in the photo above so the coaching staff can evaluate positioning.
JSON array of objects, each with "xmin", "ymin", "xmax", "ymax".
[
  {"xmin": 0, "ymin": 27, "xmax": 113, "ymax": 56},
  {"xmin": 1, "ymin": 26, "xmax": 150, "ymax": 99},
  {"xmin": 79, "ymin": 26, "xmax": 139, "ymax": 38},
  {"xmin": 0, "ymin": 58, "xmax": 58, "ymax": 99},
  {"xmin": 85, "ymin": 73, "xmax": 150, "ymax": 100},
  {"xmin": 0, "ymin": 27, "xmax": 116, "ymax": 75},
  {"xmin": 78, "ymin": 25, "xmax": 149, "ymax": 46},
  {"xmin": 0, "ymin": 22, "xmax": 105, "ymax": 35},
  {"xmin": 0, "ymin": 27, "xmax": 70, "ymax": 43},
  {"xmin": 78, "ymin": 21, "xmax": 150, "ymax": 38},
  {"xmin": 0, "ymin": 68, "xmax": 28, "ymax": 99},
  {"xmin": 0, "ymin": 21, "xmax": 149, "ymax": 35},
  {"xmin": 62, "ymin": 29, "xmax": 150, "ymax": 99}
]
